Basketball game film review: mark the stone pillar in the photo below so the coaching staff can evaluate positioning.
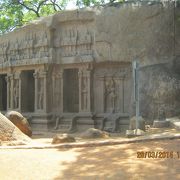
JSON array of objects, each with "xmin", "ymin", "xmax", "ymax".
[
  {"xmin": 18, "ymin": 72, "xmax": 21, "ymax": 111},
  {"xmin": 0, "ymin": 76, "xmax": 2, "ymax": 110},
  {"xmin": 19, "ymin": 78, "xmax": 21, "ymax": 110},
  {"xmin": 10, "ymin": 74, "xmax": 14, "ymax": 110},
  {"xmin": 42, "ymin": 71, "xmax": 47, "ymax": 113},
  {"xmin": 59, "ymin": 70, "xmax": 63, "ymax": 113},
  {"xmin": 52, "ymin": 69, "xmax": 64, "ymax": 113},
  {"xmin": 13, "ymin": 72, "xmax": 21, "ymax": 111},
  {"xmin": 32, "ymin": 69, "xmax": 52, "ymax": 131},
  {"xmin": 78, "ymin": 70, "xmax": 83, "ymax": 112},
  {"xmin": 98, "ymin": 76, "xmax": 105, "ymax": 113},
  {"xmin": 52, "ymin": 73, "xmax": 55, "ymax": 111},
  {"xmin": 79, "ymin": 69, "xmax": 92, "ymax": 113},
  {"xmin": 122, "ymin": 77, "xmax": 125, "ymax": 113},
  {"xmin": 34, "ymin": 70, "xmax": 48, "ymax": 113},
  {"xmin": 33, "ymin": 72, "xmax": 38, "ymax": 112},
  {"xmin": 5, "ymin": 75, "xmax": 11, "ymax": 110},
  {"xmin": 86, "ymin": 70, "xmax": 91, "ymax": 112}
]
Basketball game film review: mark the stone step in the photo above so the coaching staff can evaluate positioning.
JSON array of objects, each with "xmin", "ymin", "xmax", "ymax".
[
  {"xmin": 60, "ymin": 119, "xmax": 72, "ymax": 123},
  {"xmin": 104, "ymin": 127, "xmax": 113, "ymax": 132},
  {"xmin": 103, "ymin": 124, "xmax": 129, "ymax": 132},
  {"xmin": 63, "ymin": 113, "xmax": 76, "ymax": 118},
  {"xmin": 58, "ymin": 124, "xmax": 71, "ymax": 129}
]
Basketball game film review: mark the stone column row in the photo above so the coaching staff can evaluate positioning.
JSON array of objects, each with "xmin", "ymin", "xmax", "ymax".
[
  {"xmin": 52, "ymin": 68, "xmax": 92, "ymax": 113},
  {"xmin": 4, "ymin": 70, "xmax": 49, "ymax": 114}
]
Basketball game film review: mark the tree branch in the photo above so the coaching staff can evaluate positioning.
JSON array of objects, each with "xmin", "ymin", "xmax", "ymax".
[
  {"xmin": 50, "ymin": 0, "xmax": 62, "ymax": 11},
  {"xmin": 37, "ymin": 0, "xmax": 49, "ymax": 14},
  {"xmin": 17, "ymin": 0, "xmax": 40, "ymax": 17}
]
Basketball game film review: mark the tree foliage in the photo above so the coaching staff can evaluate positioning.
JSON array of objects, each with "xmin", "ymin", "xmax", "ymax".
[
  {"xmin": 0, "ymin": 0, "xmax": 122, "ymax": 35},
  {"xmin": 0, "ymin": 0, "xmax": 69, "ymax": 34}
]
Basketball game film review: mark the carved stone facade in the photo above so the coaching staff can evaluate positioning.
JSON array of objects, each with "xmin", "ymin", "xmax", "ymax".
[{"xmin": 0, "ymin": 2, "xmax": 179, "ymax": 131}]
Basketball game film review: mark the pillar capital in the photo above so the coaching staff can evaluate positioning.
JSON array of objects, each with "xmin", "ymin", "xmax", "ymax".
[
  {"xmin": 14, "ymin": 72, "xmax": 21, "ymax": 79},
  {"xmin": 33, "ymin": 72, "xmax": 38, "ymax": 79},
  {"xmin": 78, "ymin": 69, "xmax": 83, "ymax": 77},
  {"xmin": 40, "ymin": 71, "xmax": 48, "ymax": 77},
  {"xmin": 9, "ymin": 74, "xmax": 13, "ymax": 80}
]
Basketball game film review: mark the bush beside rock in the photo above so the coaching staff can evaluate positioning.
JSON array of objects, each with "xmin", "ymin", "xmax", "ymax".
[
  {"xmin": 52, "ymin": 134, "xmax": 76, "ymax": 144},
  {"xmin": 80, "ymin": 128, "xmax": 109, "ymax": 139}
]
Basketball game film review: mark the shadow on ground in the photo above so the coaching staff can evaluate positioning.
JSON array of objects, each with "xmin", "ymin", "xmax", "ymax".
[{"xmin": 54, "ymin": 139, "xmax": 180, "ymax": 180}]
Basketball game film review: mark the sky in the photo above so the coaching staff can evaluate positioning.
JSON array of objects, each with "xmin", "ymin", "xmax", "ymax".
[{"xmin": 66, "ymin": 0, "xmax": 77, "ymax": 10}]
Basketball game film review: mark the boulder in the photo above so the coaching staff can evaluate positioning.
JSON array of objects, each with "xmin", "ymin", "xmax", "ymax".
[
  {"xmin": 80, "ymin": 128, "xmax": 109, "ymax": 139},
  {"xmin": 6, "ymin": 111, "xmax": 32, "ymax": 137},
  {"xmin": 0, "ymin": 112, "xmax": 31, "ymax": 145},
  {"xmin": 129, "ymin": 116, "xmax": 145, "ymax": 131},
  {"xmin": 52, "ymin": 134, "xmax": 76, "ymax": 144}
]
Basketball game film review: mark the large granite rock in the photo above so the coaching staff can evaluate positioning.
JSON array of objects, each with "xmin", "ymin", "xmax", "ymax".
[
  {"xmin": 80, "ymin": 128, "xmax": 109, "ymax": 139},
  {"xmin": 5, "ymin": 111, "xmax": 32, "ymax": 137},
  {"xmin": 129, "ymin": 116, "xmax": 145, "ymax": 131},
  {"xmin": 0, "ymin": 112, "xmax": 31, "ymax": 145},
  {"xmin": 139, "ymin": 63, "xmax": 180, "ymax": 121},
  {"xmin": 52, "ymin": 134, "xmax": 76, "ymax": 144}
]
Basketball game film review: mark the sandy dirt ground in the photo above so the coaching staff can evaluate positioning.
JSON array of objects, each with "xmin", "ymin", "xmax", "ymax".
[{"xmin": 0, "ymin": 139, "xmax": 179, "ymax": 180}]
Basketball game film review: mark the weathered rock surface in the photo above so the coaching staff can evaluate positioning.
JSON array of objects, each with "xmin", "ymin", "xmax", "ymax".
[
  {"xmin": 80, "ymin": 128, "xmax": 109, "ymax": 139},
  {"xmin": 0, "ymin": 112, "xmax": 31, "ymax": 145},
  {"xmin": 6, "ymin": 111, "xmax": 32, "ymax": 137},
  {"xmin": 52, "ymin": 134, "xmax": 76, "ymax": 144},
  {"xmin": 139, "ymin": 63, "xmax": 180, "ymax": 121},
  {"xmin": 129, "ymin": 116, "xmax": 145, "ymax": 131}
]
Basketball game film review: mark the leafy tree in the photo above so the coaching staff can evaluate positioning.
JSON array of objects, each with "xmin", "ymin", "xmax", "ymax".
[
  {"xmin": 0, "ymin": 0, "xmax": 123, "ymax": 35},
  {"xmin": 76, "ymin": 0, "xmax": 106, "ymax": 8},
  {"xmin": 0, "ymin": 0, "xmax": 68, "ymax": 34},
  {"xmin": 0, "ymin": 1, "xmax": 23, "ymax": 34}
]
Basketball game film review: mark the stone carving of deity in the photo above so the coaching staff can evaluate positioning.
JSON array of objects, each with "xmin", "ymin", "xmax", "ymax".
[
  {"xmin": 105, "ymin": 78, "xmax": 117, "ymax": 113},
  {"xmin": 38, "ymin": 79, "xmax": 44, "ymax": 110},
  {"xmin": 14, "ymin": 80, "xmax": 19, "ymax": 109}
]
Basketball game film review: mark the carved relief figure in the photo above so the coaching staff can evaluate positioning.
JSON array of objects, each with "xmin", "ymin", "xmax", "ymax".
[
  {"xmin": 26, "ymin": 34, "xmax": 34, "ymax": 59},
  {"xmin": 2, "ymin": 42, "xmax": 9, "ymax": 62},
  {"xmin": 15, "ymin": 40, "xmax": 20, "ymax": 60},
  {"xmin": 13, "ymin": 80, "xmax": 19, "ymax": 109},
  {"xmin": 0, "ymin": 44, "xmax": 3, "ymax": 63},
  {"xmin": 60, "ymin": 26, "xmax": 93, "ymax": 57},
  {"xmin": 38, "ymin": 79, "xmax": 44, "ymax": 110},
  {"xmin": 105, "ymin": 77, "xmax": 116, "ymax": 113}
]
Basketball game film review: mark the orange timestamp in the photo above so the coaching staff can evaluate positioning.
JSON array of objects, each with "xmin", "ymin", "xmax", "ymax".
[{"xmin": 137, "ymin": 151, "xmax": 180, "ymax": 159}]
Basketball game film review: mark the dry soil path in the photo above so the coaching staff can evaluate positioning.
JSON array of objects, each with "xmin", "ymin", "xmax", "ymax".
[{"xmin": 0, "ymin": 139, "xmax": 179, "ymax": 180}]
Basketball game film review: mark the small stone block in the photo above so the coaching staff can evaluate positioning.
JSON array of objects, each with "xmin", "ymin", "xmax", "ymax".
[
  {"xmin": 153, "ymin": 120, "xmax": 169, "ymax": 128},
  {"xmin": 126, "ymin": 129, "xmax": 145, "ymax": 138}
]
